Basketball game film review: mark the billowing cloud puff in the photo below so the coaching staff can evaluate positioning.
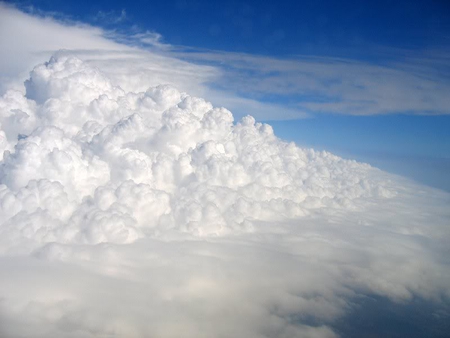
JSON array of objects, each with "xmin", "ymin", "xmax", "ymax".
[{"xmin": 0, "ymin": 56, "xmax": 449, "ymax": 337}]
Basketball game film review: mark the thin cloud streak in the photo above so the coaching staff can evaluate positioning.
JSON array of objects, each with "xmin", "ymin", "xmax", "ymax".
[
  {"xmin": 0, "ymin": 3, "xmax": 305, "ymax": 120},
  {"xmin": 3, "ymin": 3, "xmax": 449, "ymax": 120},
  {"xmin": 173, "ymin": 49, "xmax": 450, "ymax": 117}
]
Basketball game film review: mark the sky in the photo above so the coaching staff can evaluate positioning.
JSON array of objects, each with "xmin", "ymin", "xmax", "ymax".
[
  {"xmin": 0, "ymin": 1, "xmax": 450, "ymax": 338},
  {"xmin": 2, "ymin": 0, "xmax": 450, "ymax": 191}
]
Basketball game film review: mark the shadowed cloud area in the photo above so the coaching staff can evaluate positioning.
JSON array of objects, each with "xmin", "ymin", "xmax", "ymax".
[{"xmin": 0, "ymin": 54, "xmax": 449, "ymax": 338}]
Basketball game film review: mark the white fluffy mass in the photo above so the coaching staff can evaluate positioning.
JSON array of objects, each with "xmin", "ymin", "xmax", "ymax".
[{"xmin": 0, "ymin": 55, "xmax": 449, "ymax": 338}]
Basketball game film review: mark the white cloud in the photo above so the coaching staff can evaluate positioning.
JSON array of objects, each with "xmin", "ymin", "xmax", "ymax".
[
  {"xmin": 0, "ymin": 2, "xmax": 123, "ymax": 91},
  {"xmin": 4, "ymin": 2, "xmax": 447, "ymax": 121},
  {"xmin": 0, "ymin": 54, "xmax": 449, "ymax": 338},
  {"xmin": 93, "ymin": 9, "xmax": 127, "ymax": 25},
  {"xmin": 0, "ymin": 3, "xmax": 303, "ymax": 120},
  {"xmin": 0, "ymin": 4, "xmax": 449, "ymax": 337},
  {"xmin": 177, "ymin": 50, "xmax": 450, "ymax": 117},
  {"xmin": 132, "ymin": 31, "xmax": 171, "ymax": 50}
]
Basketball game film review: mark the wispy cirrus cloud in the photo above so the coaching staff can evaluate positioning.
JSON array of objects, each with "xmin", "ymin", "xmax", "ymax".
[
  {"xmin": 3, "ymin": 2, "xmax": 449, "ymax": 121},
  {"xmin": 93, "ymin": 8, "xmax": 128, "ymax": 25},
  {"xmin": 175, "ymin": 49, "xmax": 450, "ymax": 118},
  {"xmin": 0, "ymin": 2, "xmax": 305, "ymax": 119}
]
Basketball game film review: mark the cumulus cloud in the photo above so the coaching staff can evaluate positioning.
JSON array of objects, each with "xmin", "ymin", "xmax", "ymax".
[{"xmin": 0, "ymin": 55, "xmax": 449, "ymax": 337}]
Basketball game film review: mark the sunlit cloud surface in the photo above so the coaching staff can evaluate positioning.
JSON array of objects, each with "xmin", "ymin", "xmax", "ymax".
[{"xmin": 0, "ymin": 3, "xmax": 449, "ymax": 338}]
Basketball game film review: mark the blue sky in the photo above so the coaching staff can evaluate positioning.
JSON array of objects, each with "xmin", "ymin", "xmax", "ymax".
[
  {"xmin": 10, "ymin": 0, "xmax": 450, "ymax": 54},
  {"xmin": 3, "ymin": 0, "xmax": 450, "ymax": 191}
]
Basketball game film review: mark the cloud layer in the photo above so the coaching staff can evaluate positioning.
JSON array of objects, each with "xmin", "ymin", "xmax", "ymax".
[
  {"xmin": 2, "ymin": 3, "xmax": 449, "ymax": 122},
  {"xmin": 178, "ymin": 50, "xmax": 450, "ymax": 117},
  {"xmin": 0, "ymin": 55, "xmax": 449, "ymax": 337}
]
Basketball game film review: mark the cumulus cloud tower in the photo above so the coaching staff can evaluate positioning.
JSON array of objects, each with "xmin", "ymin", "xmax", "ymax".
[{"xmin": 0, "ymin": 55, "xmax": 449, "ymax": 338}]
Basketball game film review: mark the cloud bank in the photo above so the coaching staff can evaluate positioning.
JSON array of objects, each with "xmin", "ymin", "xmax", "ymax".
[{"xmin": 0, "ymin": 54, "xmax": 449, "ymax": 337}]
